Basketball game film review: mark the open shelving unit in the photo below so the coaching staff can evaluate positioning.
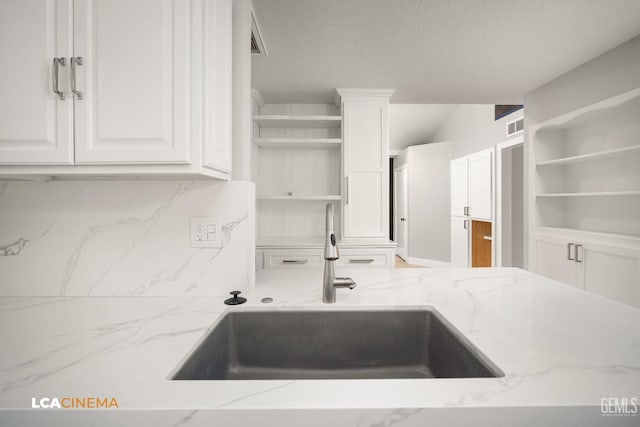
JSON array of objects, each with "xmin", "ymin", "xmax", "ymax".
[
  {"xmin": 252, "ymin": 102, "xmax": 343, "ymax": 244},
  {"xmin": 531, "ymin": 88, "xmax": 640, "ymax": 239}
]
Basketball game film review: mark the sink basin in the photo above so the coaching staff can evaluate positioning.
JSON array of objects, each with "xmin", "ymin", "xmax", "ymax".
[{"xmin": 171, "ymin": 309, "xmax": 503, "ymax": 380}]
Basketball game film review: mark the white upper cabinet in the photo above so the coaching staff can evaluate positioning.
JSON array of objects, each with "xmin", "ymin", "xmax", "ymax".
[
  {"xmin": 468, "ymin": 149, "xmax": 493, "ymax": 220},
  {"xmin": 450, "ymin": 157, "xmax": 469, "ymax": 217},
  {"xmin": 0, "ymin": 0, "xmax": 232, "ymax": 178},
  {"xmin": 0, "ymin": 0, "xmax": 73, "ymax": 164},
  {"xmin": 74, "ymin": 0, "xmax": 190, "ymax": 164},
  {"xmin": 450, "ymin": 148, "xmax": 493, "ymax": 220},
  {"xmin": 339, "ymin": 90, "xmax": 394, "ymax": 241}
]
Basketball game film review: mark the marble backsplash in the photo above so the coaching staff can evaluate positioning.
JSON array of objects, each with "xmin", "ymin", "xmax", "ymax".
[{"xmin": 0, "ymin": 180, "xmax": 255, "ymax": 296}]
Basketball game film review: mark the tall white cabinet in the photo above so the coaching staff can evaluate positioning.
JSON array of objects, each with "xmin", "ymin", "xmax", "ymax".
[
  {"xmin": 339, "ymin": 89, "xmax": 393, "ymax": 241},
  {"xmin": 450, "ymin": 147, "xmax": 494, "ymax": 267},
  {"xmin": 0, "ymin": 0, "xmax": 232, "ymax": 179},
  {"xmin": 529, "ymin": 88, "xmax": 640, "ymax": 307},
  {"xmin": 253, "ymin": 89, "xmax": 396, "ymax": 269}
]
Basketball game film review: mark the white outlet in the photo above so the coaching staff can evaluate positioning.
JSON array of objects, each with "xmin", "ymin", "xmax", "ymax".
[{"xmin": 190, "ymin": 217, "xmax": 222, "ymax": 248}]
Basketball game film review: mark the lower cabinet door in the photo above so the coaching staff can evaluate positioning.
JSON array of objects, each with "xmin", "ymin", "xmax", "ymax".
[
  {"xmin": 578, "ymin": 242, "xmax": 640, "ymax": 307},
  {"xmin": 450, "ymin": 217, "xmax": 469, "ymax": 267},
  {"xmin": 532, "ymin": 235, "xmax": 578, "ymax": 288}
]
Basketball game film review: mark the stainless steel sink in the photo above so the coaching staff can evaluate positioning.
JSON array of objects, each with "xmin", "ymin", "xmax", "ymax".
[{"xmin": 171, "ymin": 309, "xmax": 503, "ymax": 380}]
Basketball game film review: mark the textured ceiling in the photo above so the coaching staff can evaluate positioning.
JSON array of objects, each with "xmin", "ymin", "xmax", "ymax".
[{"xmin": 251, "ymin": 0, "xmax": 640, "ymax": 104}]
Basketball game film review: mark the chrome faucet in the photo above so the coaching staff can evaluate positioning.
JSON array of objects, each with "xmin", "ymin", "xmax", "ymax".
[{"xmin": 323, "ymin": 204, "xmax": 356, "ymax": 303}]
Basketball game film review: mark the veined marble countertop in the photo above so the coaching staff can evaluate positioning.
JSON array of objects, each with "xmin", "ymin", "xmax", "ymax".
[{"xmin": 1, "ymin": 267, "xmax": 639, "ymax": 426}]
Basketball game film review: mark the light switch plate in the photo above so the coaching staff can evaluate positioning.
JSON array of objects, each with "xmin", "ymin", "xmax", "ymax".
[{"xmin": 190, "ymin": 217, "xmax": 222, "ymax": 248}]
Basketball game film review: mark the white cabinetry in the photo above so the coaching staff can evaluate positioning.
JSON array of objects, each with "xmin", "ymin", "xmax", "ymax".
[
  {"xmin": 339, "ymin": 89, "xmax": 394, "ymax": 241},
  {"xmin": 450, "ymin": 147, "xmax": 494, "ymax": 267},
  {"xmin": 450, "ymin": 148, "xmax": 493, "ymax": 221},
  {"xmin": 529, "ymin": 88, "xmax": 640, "ymax": 307},
  {"xmin": 253, "ymin": 90, "xmax": 396, "ymax": 269},
  {"xmin": 450, "ymin": 157, "xmax": 469, "ymax": 217},
  {"xmin": 533, "ymin": 233, "xmax": 640, "ymax": 307},
  {"xmin": 0, "ymin": 0, "xmax": 232, "ymax": 179},
  {"xmin": 450, "ymin": 217, "xmax": 469, "ymax": 267},
  {"xmin": 0, "ymin": 0, "xmax": 73, "ymax": 164}
]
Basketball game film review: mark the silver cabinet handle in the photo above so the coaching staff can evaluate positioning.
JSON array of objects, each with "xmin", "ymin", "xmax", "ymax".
[
  {"xmin": 349, "ymin": 258, "xmax": 374, "ymax": 264},
  {"xmin": 567, "ymin": 243, "xmax": 575, "ymax": 261},
  {"xmin": 345, "ymin": 177, "xmax": 349, "ymax": 205},
  {"xmin": 70, "ymin": 57, "xmax": 84, "ymax": 100},
  {"xmin": 282, "ymin": 259, "xmax": 308, "ymax": 264},
  {"xmin": 463, "ymin": 206, "xmax": 470, "ymax": 216},
  {"xmin": 52, "ymin": 57, "xmax": 66, "ymax": 100},
  {"xmin": 463, "ymin": 219, "xmax": 468, "ymax": 229},
  {"xmin": 400, "ymin": 217, "xmax": 406, "ymax": 222},
  {"xmin": 575, "ymin": 244, "xmax": 583, "ymax": 263}
]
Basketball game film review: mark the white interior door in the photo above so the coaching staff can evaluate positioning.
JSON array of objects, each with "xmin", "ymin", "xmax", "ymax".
[
  {"xmin": 0, "ymin": 0, "xmax": 73, "ymax": 164},
  {"xmin": 73, "ymin": 0, "xmax": 191, "ymax": 164},
  {"xmin": 450, "ymin": 217, "xmax": 469, "ymax": 267},
  {"xmin": 450, "ymin": 157, "xmax": 468, "ymax": 217},
  {"xmin": 468, "ymin": 149, "xmax": 493, "ymax": 220},
  {"xmin": 395, "ymin": 166, "xmax": 408, "ymax": 260}
]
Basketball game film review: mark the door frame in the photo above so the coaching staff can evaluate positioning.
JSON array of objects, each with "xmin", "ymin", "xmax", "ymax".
[
  {"xmin": 495, "ymin": 135, "xmax": 524, "ymax": 267},
  {"xmin": 394, "ymin": 164, "xmax": 408, "ymax": 260}
]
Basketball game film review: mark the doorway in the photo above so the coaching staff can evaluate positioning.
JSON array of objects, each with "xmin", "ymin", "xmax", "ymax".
[
  {"xmin": 394, "ymin": 165, "xmax": 408, "ymax": 261},
  {"xmin": 496, "ymin": 137, "xmax": 524, "ymax": 268}
]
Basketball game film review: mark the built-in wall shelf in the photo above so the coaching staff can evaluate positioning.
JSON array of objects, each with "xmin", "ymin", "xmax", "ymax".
[
  {"xmin": 536, "ymin": 191, "xmax": 640, "ymax": 198},
  {"xmin": 537, "ymin": 144, "xmax": 640, "ymax": 166},
  {"xmin": 530, "ymin": 87, "xmax": 640, "ymax": 240},
  {"xmin": 252, "ymin": 115, "xmax": 342, "ymax": 128},
  {"xmin": 253, "ymin": 138, "xmax": 342, "ymax": 148},
  {"xmin": 257, "ymin": 195, "xmax": 341, "ymax": 201}
]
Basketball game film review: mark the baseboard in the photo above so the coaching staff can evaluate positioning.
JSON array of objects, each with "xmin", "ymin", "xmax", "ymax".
[{"xmin": 406, "ymin": 256, "xmax": 451, "ymax": 268}]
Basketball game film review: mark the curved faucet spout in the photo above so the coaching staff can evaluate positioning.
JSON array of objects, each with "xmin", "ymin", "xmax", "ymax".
[{"xmin": 323, "ymin": 203, "xmax": 355, "ymax": 303}]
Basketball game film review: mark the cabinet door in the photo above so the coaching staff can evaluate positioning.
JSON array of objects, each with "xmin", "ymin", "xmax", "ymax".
[
  {"xmin": 468, "ymin": 149, "xmax": 493, "ymax": 220},
  {"xmin": 0, "ymin": 0, "xmax": 73, "ymax": 164},
  {"xmin": 533, "ymin": 235, "xmax": 578, "ymax": 287},
  {"xmin": 73, "ymin": 0, "xmax": 191, "ymax": 164},
  {"xmin": 450, "ymin": 157, "xmax": 469, "ymax": 217},
  {"xmin": 578, "ymin": 243, "xmax": 640, "ymax": 307},
  {"xmin": 342, "ymin": 99, "xmax": 388, "ymax": 240},
  {"xmin": 450, "ymin": 217, "xmax": 469, "ymax": 267}
]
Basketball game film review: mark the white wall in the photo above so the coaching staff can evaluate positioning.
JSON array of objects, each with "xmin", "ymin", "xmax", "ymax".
[
  {"xmin": 389, "ymin": 104, "xmax": 456, "ymax": 151},
  {"xmin": 524, "ymin": 35, "xmax": 640, "ymax": 125},
  {"xmin": 0, "ymin": 180, "xmax": 255, "ymax": 296},
  {"xmin": 432, "ymin": 104, "xmax": 520, "ymax": 158},
  {"xmin": 396, "ymin": 142, "xmax": 451, "ymax": 264}
]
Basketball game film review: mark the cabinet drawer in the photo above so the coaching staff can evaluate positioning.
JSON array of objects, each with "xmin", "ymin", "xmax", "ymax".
[
  {"xmin": 336, "ymin": 249, "xmax": 393, "ymax": 267},
  {"xmin": 262, "ymin": 250, "xmax": 323, "ymax": 269}
]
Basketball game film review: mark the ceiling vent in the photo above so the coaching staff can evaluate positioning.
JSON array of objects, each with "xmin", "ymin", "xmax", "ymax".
[
  {"xmin": 251, "ymin": 10, "xmax": 267, "ymax": 56},
  {"xmin": 506, "ymin": 117, "xmax": 524, "ymax": 137}
]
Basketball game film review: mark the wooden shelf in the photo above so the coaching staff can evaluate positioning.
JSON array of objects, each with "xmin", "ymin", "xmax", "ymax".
[
  {"xmin": 257, "ymin": 195, "xmax": 342, "ymax": 201},
  {"xmin": 537, "ymin": 144, "xmax": 640, "ymax": 166},
  {"xmin": 253, "ymin": 115, "xmax": 342, "ymax": 128},
  {"xmin": 536, "ymin": 191, "xmax": 640, "ymax": 197},
  {"xmin": 253, "ymin": 138, "xmax": 342, "ymax": 148}
]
